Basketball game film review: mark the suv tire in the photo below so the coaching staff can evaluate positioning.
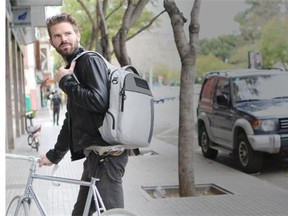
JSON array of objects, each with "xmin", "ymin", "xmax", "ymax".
[
  {"xmin": 236, "ymin": 133, "xmax": 263, "ymax": 174},
  {"xmin": 199, "ymin": 125, "xmax": 218, "ymax": 159}
]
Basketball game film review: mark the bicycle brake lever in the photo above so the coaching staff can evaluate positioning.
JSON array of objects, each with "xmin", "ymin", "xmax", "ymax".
[{"xmin": 51, "ymin": 164, "xmax": 61, "ymax": 187}]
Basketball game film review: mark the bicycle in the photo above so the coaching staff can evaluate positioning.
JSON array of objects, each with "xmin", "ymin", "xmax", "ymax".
[
  {"xmin": 5, "ymin": 153, "xmax": 136, "ymax": 216},
  {"xmin": 22, "ymin": 111, "xmax": 41, "ymax": 151}
]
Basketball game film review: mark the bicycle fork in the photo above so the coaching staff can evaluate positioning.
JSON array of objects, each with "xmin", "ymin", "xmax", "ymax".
[
  {"xmin": 28, "ymin": 186, "xmax": 47, "ymax": 215},
  {"xmin": 24, "ymin": 159, "xmax": 48, "ymax": 216},
  {"xmin": 13, "ymin": 196, "xmax": 29, "ymax": 215}
]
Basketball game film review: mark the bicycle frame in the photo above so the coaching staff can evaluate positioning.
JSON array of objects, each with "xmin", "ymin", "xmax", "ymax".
[{"xmin": 6, "ymin": 154, "xmax": 106, "ymax": 216}]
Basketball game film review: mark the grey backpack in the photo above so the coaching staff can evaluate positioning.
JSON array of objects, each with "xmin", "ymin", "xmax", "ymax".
[{"xmin": 73, "ymin": 51, "xmax": 154, "ymax": 149}]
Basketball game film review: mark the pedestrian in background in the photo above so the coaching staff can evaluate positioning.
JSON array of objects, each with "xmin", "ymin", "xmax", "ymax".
[
  {"xmin": 51, "ymin": 90, "xmax": 62, "ymax": 125},
  {"xmin": 39, "ymin": 12, "xmax": 128, "ymax": 215},
  {"xmin": 46, "ymin": 89, "xmax": 54, "ymax": 121}
]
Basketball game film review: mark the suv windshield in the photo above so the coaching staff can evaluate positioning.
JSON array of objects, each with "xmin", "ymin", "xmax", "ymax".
[{"xmin": 232, "ymin": 74, "xmax": 288, "ymax": 103}]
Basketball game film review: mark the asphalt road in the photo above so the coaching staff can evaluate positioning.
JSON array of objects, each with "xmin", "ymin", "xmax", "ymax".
[{"xmin": 153, "ymin": 97, "xmax": 288, "ymax": 192}]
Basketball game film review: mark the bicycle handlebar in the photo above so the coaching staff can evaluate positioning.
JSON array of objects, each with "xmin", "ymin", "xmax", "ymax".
[
  {"xmin": 6, "ymin": 153, "xmax": 62, "ymax": 186},
  {"xmin": 6, "ymin": 153, "xmax": 40, "ymax": 162},
  {"xmin": 51, "ymin": 165, "xmax": 61, "ymax": 186}
]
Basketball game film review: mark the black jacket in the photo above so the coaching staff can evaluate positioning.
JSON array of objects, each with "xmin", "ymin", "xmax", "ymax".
[{"xmin": 46, "ymin": 47, "xmax": 110, "ymax": 163}]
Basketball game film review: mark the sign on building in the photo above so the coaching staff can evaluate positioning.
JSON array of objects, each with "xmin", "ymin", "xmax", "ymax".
[{"xmin": 12, "ymin": 7, "xmax": 31, "ymax": 27}]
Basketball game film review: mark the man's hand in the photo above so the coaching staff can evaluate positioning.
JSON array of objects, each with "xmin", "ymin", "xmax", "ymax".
[
  {"xmin": 55, "ymin": 61, "xmax": 76, "ymax": 83},
  {"xmin": 39, "ymin": 155, "xmax": 53, "ymax": 167}
]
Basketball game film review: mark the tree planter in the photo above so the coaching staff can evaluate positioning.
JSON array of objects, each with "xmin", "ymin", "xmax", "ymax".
[{"xmin": 142, "ymin": 184, "xmax": 232, "ymax": 199}]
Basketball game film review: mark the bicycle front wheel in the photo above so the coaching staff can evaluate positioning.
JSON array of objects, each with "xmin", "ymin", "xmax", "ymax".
[
  {"xmin": 32, "ymin": 139, "xmax": 39, "ymax": 152},
  {"xmin": 27, "ymin": 135, "xmax": 33, "ymax": 145},
  {"xmin": 6, "ymin": 196, "xmax": 29, "ymax": 216}
]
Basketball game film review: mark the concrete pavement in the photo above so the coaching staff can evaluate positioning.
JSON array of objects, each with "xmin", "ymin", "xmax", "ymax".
[{"xmin": 5, "ymin": 107, "xmax": 288, "ymax": 215}]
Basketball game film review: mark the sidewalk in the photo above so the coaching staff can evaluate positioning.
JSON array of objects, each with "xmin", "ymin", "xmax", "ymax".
[{"xmin": 6, "ymin": 108, "xmax": 288, "ymax": 216}]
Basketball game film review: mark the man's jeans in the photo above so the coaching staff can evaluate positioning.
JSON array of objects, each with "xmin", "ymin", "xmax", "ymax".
[{"xmin": 71, "ymin": 150, "xmax": 128, "ymax": 216}]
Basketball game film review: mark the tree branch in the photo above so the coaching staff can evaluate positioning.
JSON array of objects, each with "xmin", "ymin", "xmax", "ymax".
[
  {"xmin": 127, "ymin": 10, "xmax": 166, "ymax": 41},
  {"xmin": 129, "ymin": 0, "xmax": 150, "ymax": 29},
  {"xmin": 106, "ymin": 1, "xmax": 124, "ymax": 21},
  {"xmin": 77, "ymin": 0, "xmax": 94, "ymax": 24}
]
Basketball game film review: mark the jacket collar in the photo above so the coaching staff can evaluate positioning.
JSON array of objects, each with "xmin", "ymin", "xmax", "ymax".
[{"xmin": 65, "ymin": 47, "xmax": 85, "ymax": 67}]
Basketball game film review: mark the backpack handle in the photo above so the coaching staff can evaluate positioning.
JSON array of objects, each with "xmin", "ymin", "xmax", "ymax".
[{"xmin": 122, "ymin": 65, "xmax": 139, "ymax": 75}]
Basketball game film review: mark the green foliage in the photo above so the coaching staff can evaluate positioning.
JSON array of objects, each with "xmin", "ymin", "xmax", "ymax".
[
  {"xmin": 196, "ymin": 54, "xmax": 237, "ymax": 78},
  {"xmin": 51, "ymin": 50, "xmax": 65, "ymax": 71},
  {"xmin": 54, "ymin": 0, "xmax": 288, "ymax": 83},
  {"xmin": 61, "ymin": 0, "xmax": 96, "ymax": 49},
  {"xmin": 259, "ymin": 16, "xmax": 288, "ymax": 69},
  {"xmin": 145, "ymin": 54, "xmax": 238, "ymax": 85},
  {"xmin": 153, "ymin": 64, "xmax": 180, "ymax": 85},
  {"xmin": 105, "ymin": 1, "xmax": 125, "ymax": 36},
  {"xmin": 197, "ymin": 0, "xmax": 288, "ymax": 70},
  {"xmin": 198, "ymin": 35, "xmax": 242, "ymax": 62},
  {"xmin": 61, "ymin": 0, "xmax": 158, "ymax": 50},
  {"xmin": 229, "ymin": 43, "xmax": 257, "ymax": 68},
  {"xmin": 234, "ymin": 0, "xmax": 285, "ymax": 42}
]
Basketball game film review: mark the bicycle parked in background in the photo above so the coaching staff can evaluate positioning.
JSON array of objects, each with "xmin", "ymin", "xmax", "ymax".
[
  {"xmin": 23, "ymin": 111, "xmax": 41, "ymax": 152},
  {"xmin": 5, "ymin": 153, "xmax": 136, "ymax": 216}
]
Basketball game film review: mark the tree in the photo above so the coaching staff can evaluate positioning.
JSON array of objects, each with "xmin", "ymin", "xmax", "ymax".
[
  {"xmin": 198, "ymin": 35, "xmax": 242, "ymax": 63},
  {"xmin": 61, "ymin": 0, "xmax": 165, "ymax": 65},
  {"xmin": 234, "ymin": 0, "xmax": 286, "ymax": 42},
  {"xmin": 229, "ymin": 43, "xmax": 255, "ymax": 67},
  {"xmin": 164, "ymin": 0, "xmax": 201, "ymax": 197},
  {"xmin": 259, "ymin": 17, "xmax": 288, "ymax": 70},
  {"xmin": 64, "ymin": 0, "xmax": 124, "ymax": 61},
  {"xmin": 196, "ymin": 54, "xmax": 235, "ymax": 78},
  {"xmin": 112, "ymin": 0, "xmax": 149, "ymax": 66},
  {"xmin": 112, "ymin": 0, "xmax": 165, "ymax": 66}
]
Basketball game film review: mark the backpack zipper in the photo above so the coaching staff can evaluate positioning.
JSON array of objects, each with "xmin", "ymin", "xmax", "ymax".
[{"xmin": 120, "ymin": 88, "xmax": 126, "ymax": 112}]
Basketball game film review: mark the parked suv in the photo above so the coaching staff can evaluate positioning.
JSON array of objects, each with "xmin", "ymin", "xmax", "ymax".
[{"xmin": 197, "ymin": 69, "xmax": 288, "ymax": 173}]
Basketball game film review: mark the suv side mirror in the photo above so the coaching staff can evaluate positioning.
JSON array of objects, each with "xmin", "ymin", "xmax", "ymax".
[{"xmin": 217, "ymin": 94, "xmax": 230, "ymax": 106}]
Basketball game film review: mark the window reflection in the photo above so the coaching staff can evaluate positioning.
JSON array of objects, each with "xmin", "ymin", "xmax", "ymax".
[{"xmin": 232, "ymin": 74, "xmax": 288, "ymax": 102}]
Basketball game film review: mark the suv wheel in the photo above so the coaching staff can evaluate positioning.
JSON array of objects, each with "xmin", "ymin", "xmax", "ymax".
[
  {"xmin": 236, "ymin": 133, "xmax": 263, "ymax": 174},
  {"xmin": 199, "ymin": 125, "xmax": 218, "ymax": 159}
]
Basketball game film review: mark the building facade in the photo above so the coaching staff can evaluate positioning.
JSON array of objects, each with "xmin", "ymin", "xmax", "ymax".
[{"xmin": 6, "ymin": 0, "xmax": 62, "ymax": 150}]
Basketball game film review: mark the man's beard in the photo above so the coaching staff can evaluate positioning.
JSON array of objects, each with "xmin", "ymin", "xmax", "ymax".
[{"xmin": 56, "ymin": 42, "xmax": 78, "ymax": 58}]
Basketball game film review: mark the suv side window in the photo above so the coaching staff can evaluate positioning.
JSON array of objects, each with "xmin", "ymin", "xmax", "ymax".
[
  {"xmin": 199, "ymin": 77, "xmax": 216, "ymax": 104},
  {"xmin": 214, "ymin": 78, "xmax": 230, "ymax": 106}
]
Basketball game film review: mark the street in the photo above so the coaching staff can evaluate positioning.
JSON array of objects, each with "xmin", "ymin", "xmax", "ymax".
[{"xmin": 153, "ymin": 95, "xmax": 288, "ymax": 192}]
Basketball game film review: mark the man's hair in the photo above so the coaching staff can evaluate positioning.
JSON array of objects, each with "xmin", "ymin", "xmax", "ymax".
[{"xmin": 46, "ymin": 13, "xmax": 79, "ymax": 38}]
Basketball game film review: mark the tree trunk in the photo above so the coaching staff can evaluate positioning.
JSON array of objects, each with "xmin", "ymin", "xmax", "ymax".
[
  {"xmin": 112, "ymin": 0, "xmax": 149, "ymax": 66},
  {"xmin": 164, "ymin": 0, "xmax": 201, "ymax": 197},
  {"xmin": 97, "ymin": 0, "xmax": 111, "ymax": 61}
]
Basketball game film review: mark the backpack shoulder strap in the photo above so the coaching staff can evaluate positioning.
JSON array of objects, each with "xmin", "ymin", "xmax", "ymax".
[
  {"xmin": 71, "ymin": 51, "xmax": 118, "ymax": 83},
  {"xmin": 72, "ymin": 51, "xmax": 93, "ymax": 62},
  {"xmin": 72, "ymin": 51, "xmax": 118, "ymax": 71}
]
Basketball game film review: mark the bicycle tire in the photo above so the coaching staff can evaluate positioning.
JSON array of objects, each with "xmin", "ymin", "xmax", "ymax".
[
  {"xmin": 101, "ymin": 208, "xmax": 137, "ymax": 216},
  {"xmin": 27, "ymin": 135, "xmax": 33, "ymax": 145},
  {"xmin": 6, "ymin": 196, "xmax": 29, "ymax": 216},
  {"xmin": 31, "ymin": 139, "xmax": 38, "ymax": 151}
]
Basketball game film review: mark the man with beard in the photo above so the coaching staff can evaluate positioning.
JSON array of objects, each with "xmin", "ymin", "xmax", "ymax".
[{"xmin": 39, "ymin": 13, "xmax": 128, "ymax": 215}]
